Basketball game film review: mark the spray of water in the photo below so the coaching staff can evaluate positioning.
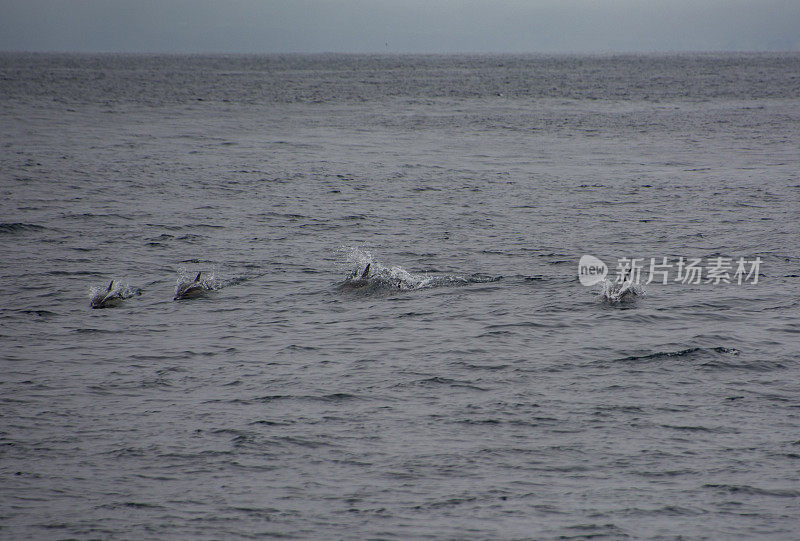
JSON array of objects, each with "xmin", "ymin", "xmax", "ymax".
[{"xmin": 339, "ymin": 246, "xmax": 499, "ymax": 292}]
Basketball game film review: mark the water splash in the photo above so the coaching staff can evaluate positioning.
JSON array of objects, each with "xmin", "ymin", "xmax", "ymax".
[
  {"xmin": 599, "ymin": 277, "xmax": 645, "ymax": 303},
  {"xmin": 176, "ymin": 267, "xmax": 223, "ymax": 290},
  {"xmin": 339, "ymin": 247, "xmax": 500, "ymax": 292}
]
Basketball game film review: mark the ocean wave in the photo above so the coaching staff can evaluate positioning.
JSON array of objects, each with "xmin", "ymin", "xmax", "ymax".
[
  {"xmin": 703, "ymin": 484, "xmax": 800, "ymax": 498},
  {"xmin": 614, "ymin": 346, "xmax": 740, "ymax": 363},
  {"xmin": 607, "ymin": 346, "xmax": 786, "ymax": 372},
  {"xmin": 0, "ymin": 222, "xmax": 46, "ymax": 234}
]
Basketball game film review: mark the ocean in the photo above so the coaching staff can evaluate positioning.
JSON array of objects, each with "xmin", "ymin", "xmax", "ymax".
[{"xmin": 1, "ymin": 52, "xmax": 799, "ymax": 539}]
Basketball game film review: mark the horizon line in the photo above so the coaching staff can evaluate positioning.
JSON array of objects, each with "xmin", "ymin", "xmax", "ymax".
[{"xmin": 3, "ymin": 49, "xmax": 799, "ymax": 56}]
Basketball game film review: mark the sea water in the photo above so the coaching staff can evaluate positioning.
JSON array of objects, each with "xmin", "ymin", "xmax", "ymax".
[{"xmin": 1, "ymin": 53, "xmax": 799, "ymax": 539}]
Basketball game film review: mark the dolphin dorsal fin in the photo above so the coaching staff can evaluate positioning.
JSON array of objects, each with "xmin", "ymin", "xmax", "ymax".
[
  {"xmin": 107, "ymin": 280, "xmax": 114, "ymax": 292},
  {"xmin": 194, "ymin": 271, "xmax": 202, "ymax": 283},
  {"xmin": 361, "ymin": 263, "xmax": 370, "ymax": 279}
]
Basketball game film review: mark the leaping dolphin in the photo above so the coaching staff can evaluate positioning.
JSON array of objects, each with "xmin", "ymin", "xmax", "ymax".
[
  {"xmin": 90, "ymin": 280, "xmax": 124, "ymax": 309},
  {"xmin": 604, "ymin": 267, "xmax": 639, "ymax": 302},
  {"xmin": 174, "ymin": 271, "xmax": 206, "ymax": 300}
]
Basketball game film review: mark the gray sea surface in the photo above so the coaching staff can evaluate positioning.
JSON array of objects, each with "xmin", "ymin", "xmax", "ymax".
[{"xmin": 1, "ymin": 53, "xmax": 800, "ymax": 539}]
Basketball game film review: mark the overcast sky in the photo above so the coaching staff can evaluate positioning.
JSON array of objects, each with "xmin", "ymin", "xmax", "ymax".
[{"xmin": 1, "ymin": 0, "xmax": 798, "ymax": 54}]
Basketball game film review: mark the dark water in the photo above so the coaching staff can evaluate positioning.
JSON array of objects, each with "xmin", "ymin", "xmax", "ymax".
[{"xmin": 2, "ymin": 53, "xmax": 800, "ymax": 539}]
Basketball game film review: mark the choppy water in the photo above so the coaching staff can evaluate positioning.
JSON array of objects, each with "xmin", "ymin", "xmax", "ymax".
[{"xmin": 2, "ymin": 53, "xmax": 800, "ymax": 539}]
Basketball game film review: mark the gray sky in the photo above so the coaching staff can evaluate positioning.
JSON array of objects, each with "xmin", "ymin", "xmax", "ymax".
[{"xmin": 1, "ymin": 0, "xmax": 798, "ymax": 53}]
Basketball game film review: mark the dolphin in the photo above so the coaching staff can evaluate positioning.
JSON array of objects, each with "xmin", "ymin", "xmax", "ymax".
[
  {"xmin": 340, "ymin": 263, "xmax": 374, "ymax": 290},
  {"xmin": 604, "ymin": 267, "xmax": 639, "ymax": 302},
  {"xmin": 174, "ymin": 271, "xmax": 206, "ymax": 300},
  {"xmin": 619, "ymin": 267, "xmax": 639, "ymax": 297},
  {"xmin": 90, "ymin": 280, "xmax": 124, "ymax": 309}
]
